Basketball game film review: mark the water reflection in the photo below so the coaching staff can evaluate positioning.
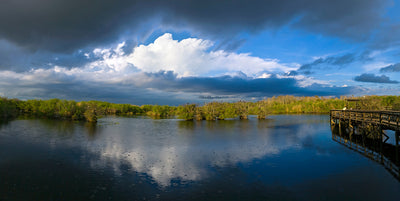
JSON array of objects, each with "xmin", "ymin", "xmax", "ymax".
[
  {"xmin": 0, "ymin": 115, "xmax": 330, "ymax": 188},
  {"xmin": 83, "ymin": 116, "xmax": 328, "ymax": 186},
  {"xmin": 40, "ymin": 119, "xmax": 77, "ymax": 137},
  {"xmin": 4, "ymin": 115, "xmax": 400, "ymax": 200},
  {"xmin": 0, "ymin": 118, "xmax": 11, "ymax": 129},
  {"xmin": 84, "ymin": 122, "xmax": 98, "ymax": 139},
  {"xmin": 331, "ymin": 125, "xmax": 400, "ymax": 181}
]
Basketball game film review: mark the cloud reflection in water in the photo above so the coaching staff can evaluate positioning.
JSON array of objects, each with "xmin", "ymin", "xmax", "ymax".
[
  {"xmin": 0, "ymin": 116, "xmax": 327, "ymax": 187},
  {"xmin": 84, "ymin": 116, "xmax": 326, "ymax": 186}
]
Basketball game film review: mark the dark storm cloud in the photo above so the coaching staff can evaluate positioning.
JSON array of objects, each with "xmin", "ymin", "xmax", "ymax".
[
  {"xmin": 379, "ymin": 63, "xmax": 400, "ymax": 73},
  {"xmin": 0, "ymin": 40, "xmax": 96, "ymax": 71},
  {"xmin": 166, "ymin": 0, "xmax": 388, "ymax": 41},
  {"xmin": 0, "ymin": 0, "xmax": 389, "ymax": 53},
  {"xmin": 142, "ymin": 71, "xmax": 354, "ymax": 97},
  {"xmin": 354, "ymin": 73, "xmax": 399, "ymax": 84},
  {"xmin": 0, "ymin": 77, "xmax": 188, "ymax": 105},
  {"xmin": 0, "ymin": 0, "xmax": 150, "ymax": 52},
  {"xmin": 292, "ymin": 0, "xmax": 387, "ymax": 40},
  {"xmin": 370, "ymin": 24, "xmax": 400, "ymax": 49}
]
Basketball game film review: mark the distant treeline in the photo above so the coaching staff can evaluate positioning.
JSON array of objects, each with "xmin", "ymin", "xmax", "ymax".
[
  {"xmin": 176, "ymin": 95, "xmax": 400, "ymax": 120},
  {"xmin": 0, "ymin": 98, "xmax": 174, "ymax": 122},
  {"xmin": 1, "ymin": 95, "xmax": 400, "ymax": 122}
]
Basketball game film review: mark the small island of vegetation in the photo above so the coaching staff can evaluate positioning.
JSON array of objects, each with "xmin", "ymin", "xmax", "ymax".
[{"xmin": 1, "ymin": 95, "xmax": 400, "ymax": 123}]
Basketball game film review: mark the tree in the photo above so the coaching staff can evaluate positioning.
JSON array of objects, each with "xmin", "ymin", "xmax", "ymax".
[{"xmin": 177, "ymin": 104, "xmax": 196, "ymax": 120}]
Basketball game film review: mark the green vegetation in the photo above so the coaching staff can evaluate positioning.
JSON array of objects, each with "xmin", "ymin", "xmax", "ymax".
[
  {"xmin": 1, "ymin": 95, "xmax": 400, "ymax": 122},
  {"xmin": 144, "ymin": 105, "xmax": 175, "ymax": 118},
  {"xmin": 0, "ymin": 98, "xmax": 148, "ymax": 122},
  {"xmin": 0, "ymin": 97, "xmax": 19, "ymax": 119},
  {"xmin": 175, "ymin": 95, "xmax": 400, "ymax": 120},
  {"xmin": 177, "ymin": 104, "xmax": 196, "ymax": 120}
]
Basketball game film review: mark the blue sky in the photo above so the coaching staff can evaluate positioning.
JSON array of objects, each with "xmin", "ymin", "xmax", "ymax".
[{"xmin": 0, "ymin": 0, "xmax": 400, "ymax": 105}]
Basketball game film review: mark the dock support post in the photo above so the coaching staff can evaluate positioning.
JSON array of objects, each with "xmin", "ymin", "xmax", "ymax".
[
  {"xmin": 349, "ymin": 121, "xmax": 353, "ymax": 147},
  {"xmin": 379, "ymin": 126, "xmax": 383, "ymax": 164},
  {"xmin": 396, "ymin": 131, "xmax": 399, "ymax": 166},
  {"xmin": 349, "ymin": 121, "xmax": 354, "ymax": 147}
]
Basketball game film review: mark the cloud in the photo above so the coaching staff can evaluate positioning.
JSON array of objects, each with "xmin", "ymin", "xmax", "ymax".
[
  {"xmin": 0, "ymin": 67, "xmax": 354, "ymax": 105},
  {"xmin": 379, "ymin": 63, "xmax": 400, "ymax": 73},
  {"xmin": 0, "ymin": 0, "xmax": 390, "ymax": 53},
  {"xmin": 127, "ymin": 33, "xmax": 295, "ymax": 76},
  {"xmin": 199, "ymin": 95, "xmax": 233, "ymax": 100},
  {"xmin": 0, "ymin": 69, "xmax": 190, "ymax": 105},
  {"xmin": 292, "ymin": 0, "xmax": 388, "ymax": 40},
  {"xmin": 370, "ymin": 24, "xmax": 400, "ymax": 49},
  {"xmin": 294, "ymin": 52, "xmax": 376, "ymax": 75},
  {"xmin": 354, "ymin": 73, "xmax": 399, "ymax": 84},
  {"xmin": 0, "ymin": 0, "xmax": 153, "ymax": 52},
  {"xmin": 0, "ymin": 33, "xmax": 357, "ymax": 103},
  {"xmin": 0, "ymin": 0, "xmax": 396, "ymax": 73},
  {"xmin": 136, "ymin": 71, "xmax": 353, "ymax": 97},
  {"xmin": 0, "ymin": 33, "xmax": 362, "ymax": 103},
  {"xmin": 35, "ymin": 33, "xmax": 295, "ymax": 78},
  {"xmin": 297, "ymin": 53, "xmax": 364, "ymax": 74},
  {"xmin": 0, "ymin": 39, "xmax": 96, "ymax": 71}
]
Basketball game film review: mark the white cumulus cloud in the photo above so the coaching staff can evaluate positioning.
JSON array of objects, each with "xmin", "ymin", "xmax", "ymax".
[
  {"xmin": 127, "ymin": 33, "xmax": 296, "ymax": 77},
  {"xmin": 44, "ymin": 33, "xmax": 297, "ymax": 80}
]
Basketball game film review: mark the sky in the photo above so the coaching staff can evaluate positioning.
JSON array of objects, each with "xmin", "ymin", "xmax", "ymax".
[{"xmin": 1, "ymin": 0, "xmax": 400, "ymax": 105}]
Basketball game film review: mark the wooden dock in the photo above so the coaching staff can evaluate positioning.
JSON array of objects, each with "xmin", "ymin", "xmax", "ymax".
[{"xmin": 330, "ymin": 110, "xmax": 400, "ymax": 131}]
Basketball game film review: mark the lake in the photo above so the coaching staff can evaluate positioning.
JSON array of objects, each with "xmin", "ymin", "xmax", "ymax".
[{"xmin": 0, "ymin": 115, "xmax": 399, "ymax": 200}]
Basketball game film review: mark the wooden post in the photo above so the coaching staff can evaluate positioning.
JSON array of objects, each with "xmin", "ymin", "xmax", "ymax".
[
  {"xmin": 361, "ymin": 128, "xmax": 366, "ymax": 152},
  {"xmin": 349, "ymin": 121, "xmax": 353, "ymax": 147},
  {"xmin": 396, "ymin": 130, "xmax": 399, "ymax": 166},
  {"xmin": 330, "ymin": 110, "xmax": 335, "ymax": 127},
  {"xmin": 380, "ymin": 126, "xmax": 384, "ymax": 164}
]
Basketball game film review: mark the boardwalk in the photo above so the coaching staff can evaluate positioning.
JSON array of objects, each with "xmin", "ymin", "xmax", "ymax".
[{"xmin": 330, "ymin": 110, "xmax": 400, "ymax": 131}]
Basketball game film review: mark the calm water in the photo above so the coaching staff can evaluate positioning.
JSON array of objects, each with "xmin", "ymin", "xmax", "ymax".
[{"xmin": 0, "ymin": 115, "xmax": 399, "ymax": 201}]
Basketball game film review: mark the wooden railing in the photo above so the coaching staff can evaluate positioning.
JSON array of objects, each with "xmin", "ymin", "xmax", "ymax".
[{"xmin": 330, "ymin": 110, "xmax": 400, "ymax": 131}]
